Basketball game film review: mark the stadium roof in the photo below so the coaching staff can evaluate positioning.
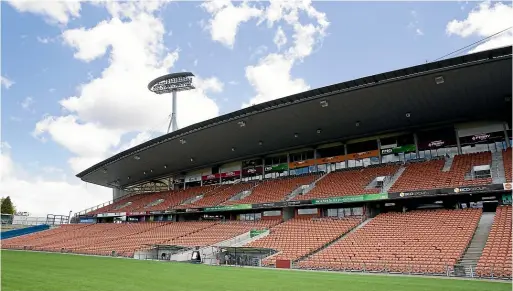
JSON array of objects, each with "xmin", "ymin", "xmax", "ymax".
[{"xmin": 77, "ymin": 46, "xmax": 513, "ymax": 188}]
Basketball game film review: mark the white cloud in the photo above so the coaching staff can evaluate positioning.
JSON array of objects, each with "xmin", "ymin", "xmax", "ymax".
[
  {"xmin": 273, "ymin": 26, "xmax": 287, "ymax": 50},
  {"xmin": 201, "ymin": 0, "xmax": 262, "ymax": 48},
  {"xmin": 408, "ymin": 10, "xmax": 424, "ymax": 36},
  {"xmin": 1, "ymin": 148, "xmax": 109, "ymax": 217},
  {"xmin": 244, "ymin": 53, "xmax": 309, "ymax": 107},
  {"xmin": 33, "ymin": 1, "xmax": 220, "ymax": 176},
  {"xmin": 249, "ymin": 45, "xmax": 268, "ymax": 60},
  {"xmin": 202, "ymin": 0, "xmax": 328, "ymax": 107},
  {"xmin": 7, "ymin": 0, "xmax": 81, "ymax": 25},
  {"xmin": 446, "ymin": 1, "xmax": 513, "ymax": 53},
  {"xmin": 37, "ymin": 36, "xmax": 57, "ymax": 44},
  {"xmin": 34, "ymin": 115, "xmax": 123, "ymax": 158},
  {"xmin": 1, "ymin": 76, "xmax": 14, "ymax": 89},
  {"xmin": 21, "ymin": 96, "xmax": 35, "ymax": 111}
]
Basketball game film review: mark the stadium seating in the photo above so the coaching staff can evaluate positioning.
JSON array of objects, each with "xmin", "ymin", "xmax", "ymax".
[
  {"xmin": 390, "ymin": 152, "xmax": 492, "ymax": 192},
  {"xmin": 1, "ymin": 222, "xmax": 217, "ymax": 257},
  {"xmin": 166, "ymin": 220, "xmax": 280, "ymax": 247},
  {"xmin": 223, "ymin": 174, "xmax": 320, "ymax": 205},
  {"xmin": 178, "ymin": 183, "xmax": 256, "ymax": 209},
  {"xmin": 246, "ymin": 217, "xmax": 361, "ymax": 266},
  {"xmin": 84, "ymin": 186, "xmax": 218, "ymax": 215},
  {"xmin": 476, "ymin": 206, "xmax": 512, "ymax": 278},
  {"xmin": 503, "ymin": 148, "xmax": 512, "ymax": 183},
  {"xmin": 299, "ymin": 165, "xmax": 399, "ymax": 200},
  {"xmin": 298, "ymin": 208, "xmax": 481, "ymax": 274},
  {"xmin": 87, "ymin": 194, "xmax": 146, "ymax": 215},
  {"xmin": 1, "ymin": 224, "xmax": 92, "ymax": 250}
]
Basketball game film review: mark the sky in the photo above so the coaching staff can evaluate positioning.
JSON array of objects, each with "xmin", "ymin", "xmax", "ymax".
[{"xmin": 1, "ymin": 0, "xmax": 512, "ymax": 217}]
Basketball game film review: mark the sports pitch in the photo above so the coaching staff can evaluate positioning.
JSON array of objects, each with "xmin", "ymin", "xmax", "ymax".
[{"xmin": 1, "ymin": 250, "xmax": 511, "ymax": 291}]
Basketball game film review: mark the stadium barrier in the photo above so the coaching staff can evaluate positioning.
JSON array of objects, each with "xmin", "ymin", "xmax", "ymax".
[
  {"xmin": 1, "ymin": 224, "xmax": 50, "ymax": 240},
  {"xmin": 292, "ymin": 262, "xmax": 511, "ymax": 280}
]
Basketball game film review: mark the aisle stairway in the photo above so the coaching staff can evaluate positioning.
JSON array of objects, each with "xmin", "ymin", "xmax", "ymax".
[{"xmin": 454, "ymin": 212, "xmax": 495, "ymax": 277}]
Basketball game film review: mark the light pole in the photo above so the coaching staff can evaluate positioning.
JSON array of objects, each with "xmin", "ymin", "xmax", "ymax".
[{"xmin": 148, "ymin": 72, "xmax": 195, "ymax": 133}]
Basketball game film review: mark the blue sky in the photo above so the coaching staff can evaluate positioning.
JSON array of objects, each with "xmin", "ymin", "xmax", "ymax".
[{"xmin": 1, "ymin": 1, "xmax": 512, "ymax": 216}]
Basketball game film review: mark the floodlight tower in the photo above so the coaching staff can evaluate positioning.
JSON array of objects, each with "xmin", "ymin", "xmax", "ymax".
[{"xmin": 148, "ymin": 72, "xmax": 195, "ymax": 133}]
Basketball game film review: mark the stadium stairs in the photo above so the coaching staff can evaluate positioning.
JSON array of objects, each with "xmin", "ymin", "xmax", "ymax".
[
  {"xmin": 294, "ymin": 217, "xmax": 373, "ymax": 265},
  {"xmin": 491, "ymin": 151, "xmax": 507, "ymax": 184},
  {"xmin": 381, "ymin": 166, "xmax": 406, "ymax": 193},
  {"xmin": 1, "ymin": 224, "xmax": 50, "ymax": 240},
  {"xmin": 284, "ymin": 174, "xmax": 322, "ymax": 202},
  {"xmin": 226, "ymin": 184, "xmax": 259, "ymax": 203},
  {"xmin": 287, "ymin": 172, "xmax": 331, "ymax": 201},
  {"xmin": 454, "ymin": 212, "xmax": 496, "ymax": 277},
  {"xmin": 442, "ymin": 156, "xmax": 454, "ymax": 172}
]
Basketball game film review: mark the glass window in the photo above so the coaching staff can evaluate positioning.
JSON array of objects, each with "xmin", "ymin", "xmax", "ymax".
[
  {"xmin": 298, "ymin": 208, "xmax": 317, "ymax": 215},
  {"xmin": 263, "ymin": 210, "xmax": 281, "ymax": 217},
  {"xmin": 352, "ymin": 207, "xmax": 363, "ymax": 216},
  {"xmin": 327, "ymin": 209, "xmax": 338, "ymax": 217}
]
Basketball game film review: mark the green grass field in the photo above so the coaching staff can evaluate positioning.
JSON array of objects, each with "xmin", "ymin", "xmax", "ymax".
[{"xmin": 1, "ymin": 250, "xmax": 511, "ymax": 291}]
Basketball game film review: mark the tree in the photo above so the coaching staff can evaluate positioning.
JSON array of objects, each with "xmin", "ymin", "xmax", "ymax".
[{"xmin": 1, "ymin": 196, "xmax": 15, "ymax": 215}]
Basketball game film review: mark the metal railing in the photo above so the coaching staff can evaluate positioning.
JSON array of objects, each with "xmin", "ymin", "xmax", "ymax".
[{"xmin": 291, "ymin": 262, "xmax": 511, "ymax": 280}]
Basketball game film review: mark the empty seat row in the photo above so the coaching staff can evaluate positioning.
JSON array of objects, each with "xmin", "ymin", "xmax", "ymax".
[
  {"xmin": 300, "ymin": 165, "xmax": 399, "ymax": 200},
  {"xmin": 246, "ymin": 217, "xmax": 361, "ymax": 266},
  {"xmin": 390, "ymin": 152, "xmax": 492, "ymax": 192},
  {"xmin": 297, "ymin": 208, "xmax": 481, "ymax": 274},
  {"xmin": 476, "ymin": 205, "xmax": 512, "ymax": 278}
]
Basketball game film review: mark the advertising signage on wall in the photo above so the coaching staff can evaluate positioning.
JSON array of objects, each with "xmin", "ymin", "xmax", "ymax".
[
  {"xmin": 312, "ymin": 193, "xmax": 387, "ymax": 205},
  {"xmin": 264, "ymin": 163, "xmax": 288, "ymax": 173},
  {"xmin": 252, "ymin": 200, "xmax": 311, "ymax": 209},
  {"xmin": 299, "ymin": 150, "xmax": 380, "ymax": 168},
  {"xmin": 242, "ymin": 166, "xmax": 263, "ymax": 176},
  {"xmin": 289, "ymin": 159, "xmax": 316, "ymax": 169},
  {"xmin": 502, "ymin": 193, "xmax": 512, "ymax": 205},
  {"xmin": 243, "ymin": 159, "xmax": 262, "ymax": 168},
  {"xmin": 204, "ymin": 204, "xmax": 252, "ymax": 212},
  {"xmin": 221, "ymin": 171, "xmax": 241, "ymax": 178},
  {"xmin": 201, "ymin": 171, "xmax": 241, "ymax": 181},
  {"xmin": 459, "ymin": 131, "xmax": 504, "ymax": 146},
  {"xmin": 388, "ymin": 184, "xmax": 505, "ymax": 199},
  {"xmin": 417, "ymin": 127, "xmax": 457, "ymax": 150},
  {"xmin": 388, "ymin": 189, "xmax": 439, "ymax": 199},
  {"xmin": 202, "ymin": 173, "xmax": 220, "ymax": 181},
  {"xmin": 347, "ymin": 150, "xmax": 380, "ymax": 160},
  {"xmin": 381, "ymin": 144, "xmax": 416, "ymax": 155},
  {"xmin": 318, "ymin": 155, "xmax": 346, "ymax": 164}
]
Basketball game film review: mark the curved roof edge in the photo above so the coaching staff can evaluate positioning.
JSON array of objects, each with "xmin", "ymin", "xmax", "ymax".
[
  {"xmin": 77, "ymin": 46, "xmax": 512, "ymax": 178},
  {"xmin": 147, "ymin": 72, "xmax": 195, "ymax": 91}
]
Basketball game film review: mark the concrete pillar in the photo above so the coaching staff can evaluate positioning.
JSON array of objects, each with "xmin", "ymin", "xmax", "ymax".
[
  {"xmin": 262, "ymin": 158, "xmax": 265, "ymax": 180},
  {"xmin": 282, "ymin": 207, "xmax": 295, "ymax": 221},
  {"xmin": 287, "ymin": 153, "xmax": 291, "ymax": 176},
  {"xmin": 413, "ymin": 133, "xmax": 420, "ymax": 158},
  {"xmin": 314, "ymin": 148, "xmax": 318, "ymax": 173},
  {"xmin": 344, "ymin": 144, "xmax": 348, "ymax": 168},
  {"xmin": 377, "ymin": 138, "xmax": 382, "ymax": 164},
  {"xmin": 503, "ymin": 122, "xmax": 511, "ymax": 148},
  {"xmin": 455, "ymin": 128, "xmax": 462, "ymax": 154}
]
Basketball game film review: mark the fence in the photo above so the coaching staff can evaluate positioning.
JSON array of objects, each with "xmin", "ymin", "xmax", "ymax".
[{"xmin": 290, "ymin": 261, "xmax": 511, "ymax": 280}]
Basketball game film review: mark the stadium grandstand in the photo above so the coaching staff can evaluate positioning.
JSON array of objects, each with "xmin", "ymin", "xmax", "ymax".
[{"xmin": 2, "ymin": 46, "xmax": 512, "ymax": 280}]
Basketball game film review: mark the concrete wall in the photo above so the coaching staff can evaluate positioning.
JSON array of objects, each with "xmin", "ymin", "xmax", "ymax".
[
  {"xmin": 220, "ymin": 161, "xmax": 242, "ymax": 172},
  {"xmin": 283, "ymin": 208, "xmax": 295, "ymax": 221},
  {"xmin": 134, "ymin": 249, "xmax": 157, "ymax": 260},
  {"xmin": 113, "ymin": 188, "xmax": 128, "ymax": 200}
]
